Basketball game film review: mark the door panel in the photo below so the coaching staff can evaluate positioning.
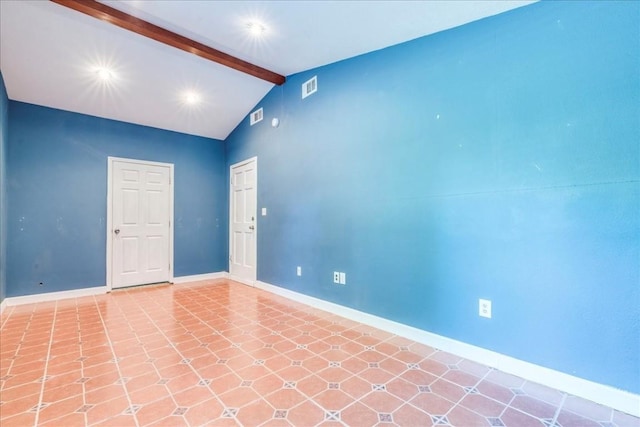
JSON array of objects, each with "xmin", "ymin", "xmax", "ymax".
[
  {"xmin": 147, "ymin": 236, "xmax": 164, "ymax": 271},
  {"xmin": 122, "ymin": 189, "xmax": 139, "ymax": 224},
  {"xmin": 121, "ymin": 237, "xmax": 139, "ymax": 274},
  {"xmin": 147, "ymin": 191, "xmax": 163, "ymax": 224}
]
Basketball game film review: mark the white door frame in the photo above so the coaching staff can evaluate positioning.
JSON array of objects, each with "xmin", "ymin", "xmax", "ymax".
[
  {"xmin": 229, "ymin": 156, "xmax": 258, "ymax": 286},
  {"xmin": 106, "ymin": 156, "xmax": 174, "ymax": 291}
]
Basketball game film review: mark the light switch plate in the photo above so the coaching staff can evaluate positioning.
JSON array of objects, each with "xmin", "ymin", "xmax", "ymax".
[{"xmin": 261, "ymin": 208, "xmax": 267, "ymax": 216}]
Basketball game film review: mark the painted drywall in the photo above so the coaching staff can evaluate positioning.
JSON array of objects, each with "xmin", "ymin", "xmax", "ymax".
[
  {"xmin": 7, "ymin": 102, "xmax": 227, "ymax": 297},
  {"xmin": 226, "ymin": 1, "xmax": 640, "ymax": 394},
  {"xmin": 0, "ymin": 72, "xmax": 8, "ymax": 304}
]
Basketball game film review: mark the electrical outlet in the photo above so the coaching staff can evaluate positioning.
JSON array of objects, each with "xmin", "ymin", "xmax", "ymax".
[
  {"xmin": 479, "ymin": 299, "xmax": 492, "ymax": 318},
  {"xmin": 339, "ymin": 272, "xmax": 346, "ymax": 285},
  {"xmin": 333, "ymin": 272, "xmax": 340, "ymax": 283},
  {"xmin": 297, "ymin": 266, "xmax": 302, "ymax": 276}
]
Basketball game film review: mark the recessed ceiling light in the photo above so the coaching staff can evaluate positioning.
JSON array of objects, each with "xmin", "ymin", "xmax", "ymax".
[
  {"xmin": 94, "ymin": 66, "xmax": 115, "ymax": 82},
  {"xmin": 182, "ymin": 91, "xmax": 201, "ymax": 105},
  {"xmin": 246, "ymin": 21, "xmax": 266, "ymax": 37}
]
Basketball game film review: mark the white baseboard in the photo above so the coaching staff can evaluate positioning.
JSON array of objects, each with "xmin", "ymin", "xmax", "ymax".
[
  {"xmin": 255, "ymin": 280, "xmax": 640, "ymax": 417},
  {"xmin": 172, "ymin": 272, "xmax": 228, "ymax": 284},
  {"xmin": 0, "ymin": 298, "xmax": 7, "ymax": 315},
  {"xmin": 2, "ymin": 286, "xmax": 108, "ymax": 307}
]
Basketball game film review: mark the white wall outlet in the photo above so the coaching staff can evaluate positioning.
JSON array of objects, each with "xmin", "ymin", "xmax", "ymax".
[
  {"xmin": 333, "ymin": 271, "xmax": 340, "ymax": 283},
  {"xmin": 339, "ymin": 272, "xmax": 346, "ymax": 285},
  {"xmin": 297, "ymin": 266, "xmax": 302, "ymax": 276},
  {"xmin": 261, "ymin": 207, "xmax": 267, "ymax": 216},
  {"xmin": 479, "ymin": 299, "xmax": 492, "ymax": 318}
]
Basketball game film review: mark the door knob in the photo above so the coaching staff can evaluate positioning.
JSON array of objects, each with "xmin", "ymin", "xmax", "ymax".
[
  {"xmin": 249, "ymin": 225, "xmax": 255, "ymax": 230},
  {"xmin": 114, "ymin": 229, "xmax": 120, "ymax": 235}
]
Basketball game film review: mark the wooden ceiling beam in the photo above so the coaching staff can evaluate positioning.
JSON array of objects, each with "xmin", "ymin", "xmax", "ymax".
[{"xmin": 50, "ymin": 0, "xmax": 286, "ymax": 85}]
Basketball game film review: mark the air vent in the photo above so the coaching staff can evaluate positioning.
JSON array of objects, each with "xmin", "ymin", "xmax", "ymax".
[
  {"xmin": 302, "ymin": 76, "xmax": 317, "ymax": 99},
  {"xmin": 250, "ymin": 107, "xmax": 263, "ymax": 125}
]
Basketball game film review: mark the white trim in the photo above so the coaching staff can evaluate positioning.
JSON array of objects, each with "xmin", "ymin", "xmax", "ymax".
[
  {"xmin": 172, "ymin": 272, "xmax": 228, "ymax": 284},
  {"xmin": 0, "ymin": 298, "xmax": 8, "ymax": 315},
  {"xmin": 229, "ymin": 157, "xmax": 258, "ymax": 284},
  {"xmin": 2, "ymin": 286, "xmax": 107, "ymax": 307},
  {"xmin": 254, "ymin": 280, "xmax": 640, "ymax": 417},
  {"xmin": 107, "ymin": 157, "xmax": 174, "ymax": 292}
]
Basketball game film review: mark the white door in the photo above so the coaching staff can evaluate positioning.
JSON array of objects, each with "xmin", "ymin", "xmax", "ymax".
[
  {"xmin": 108, "ymin": 158, "xmax": 173, "ymax": 289},
  {"xmin": 229, "ymin": 157, "xmax": 257, "ymax": 283}
]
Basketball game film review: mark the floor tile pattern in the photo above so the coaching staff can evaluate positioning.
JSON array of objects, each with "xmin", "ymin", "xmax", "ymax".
[{"xmin": 1, "ymin": 280, "xmax": 638, "ymax": 426}]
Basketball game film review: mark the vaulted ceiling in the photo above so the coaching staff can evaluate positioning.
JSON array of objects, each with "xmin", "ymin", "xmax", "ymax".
[{"xmin": 0, "ymin": 1, "xmax": 535, "ymax": 140}]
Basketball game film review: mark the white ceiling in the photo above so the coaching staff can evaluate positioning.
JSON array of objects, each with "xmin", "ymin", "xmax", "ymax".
[{"xmin": 0, "ymin": 1, "xmax": 535, "ymax": 140}]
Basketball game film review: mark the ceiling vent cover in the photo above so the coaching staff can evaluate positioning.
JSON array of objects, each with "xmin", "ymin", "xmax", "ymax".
[
  {"xmin": 250, "ymin": 107, "xmax": 263, "ymax": 125},
  {"xmin": 302, "ymin": 76, "xmax": 317, "ymax": 99}
]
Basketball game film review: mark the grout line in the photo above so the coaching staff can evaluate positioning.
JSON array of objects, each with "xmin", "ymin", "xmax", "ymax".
[
  {"xmin": 32, "ymin": 302, "xmax": 58, "ymax": 427},
  {"xmin": 93, "ymin": 294, "xmax": 140, "ymax": 427},
  {"xmin": 0, "ymin": 305, "xmax": 14, "ymax": 329},
  {"xmin": 552, "ymin": 392, "xmax": 567, "ymax": 426},
  {"xmin": 0, "ymin": 310, "xmax": 27, "ymax": 393},
  {"xmin": 127, "ymin": 313, "xmax": 182, "ymax": 416},
  {"xmin": 608, "ymin": 405, "xmax": 616, "ymax": 424},
  {"xmin": 75, "ymin": 304, "xmax": 90, "ymax": 427}
]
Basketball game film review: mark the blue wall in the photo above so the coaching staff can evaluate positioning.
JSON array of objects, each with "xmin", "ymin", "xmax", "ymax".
[
  {"xmin": 7, "ymin": 102, "xmax": 227, "ymax": 297},
  {"xmin": 0, "ymin": 72, "xmax": 8, "ymax": 304},
  {"xmin": 226, "ymin": 1, "xmax": 639, "ymax": 394}
]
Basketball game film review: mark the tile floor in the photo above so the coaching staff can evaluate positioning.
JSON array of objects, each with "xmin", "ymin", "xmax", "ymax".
[{"xmin": 1, "ymin": 279, "xmax": 638, "ymax": 427}]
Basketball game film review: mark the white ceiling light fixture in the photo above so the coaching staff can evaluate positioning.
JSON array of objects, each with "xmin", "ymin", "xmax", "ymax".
[
  {"xmin": 94, "ymin": 66, "xmax": 115, "ymax": 82},
  {"xmin": 246, "ymin": 21, "xmax": 266, "ymax": 37},
  {"xmin": 182, "ymin": 90, "xmax": 202, "ymax": 106}
]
